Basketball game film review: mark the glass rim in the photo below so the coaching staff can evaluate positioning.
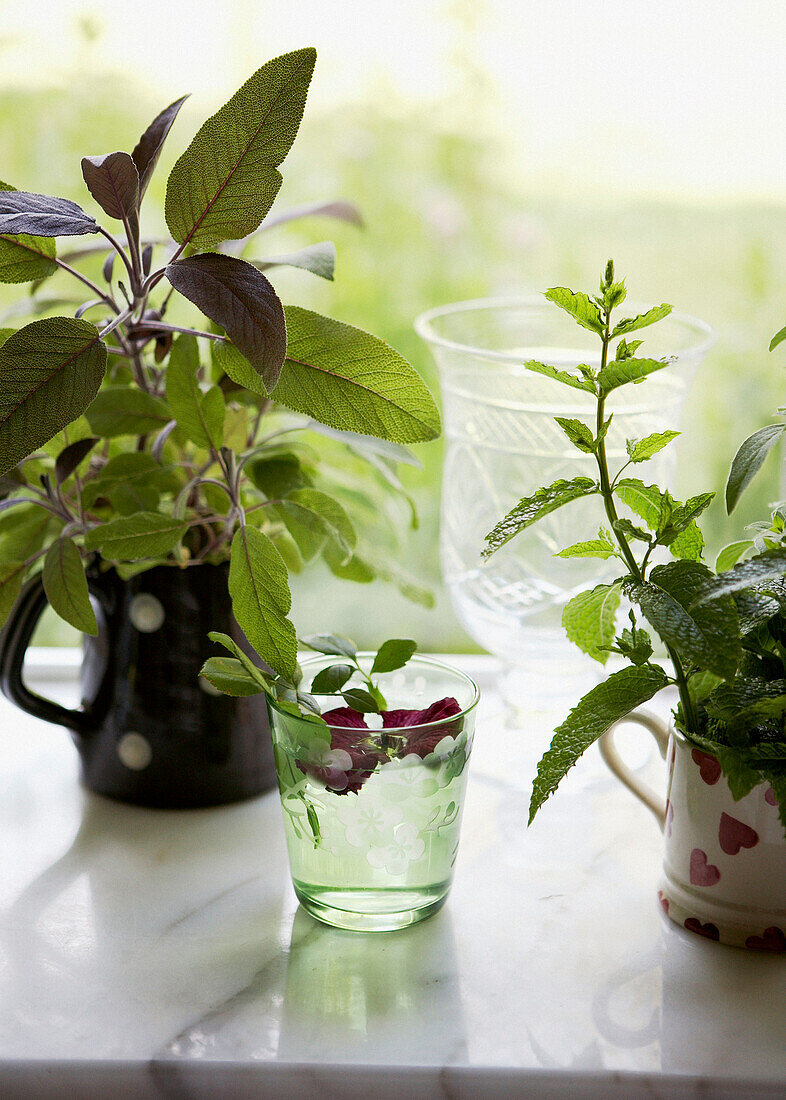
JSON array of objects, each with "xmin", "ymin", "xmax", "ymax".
[
  {"xmin": 268, "ymin": 652, "xmax": 481, "ymax": 731},
  {"xmin": 414, "ymin": 293, "xmax": 716, "ymax": 364}
]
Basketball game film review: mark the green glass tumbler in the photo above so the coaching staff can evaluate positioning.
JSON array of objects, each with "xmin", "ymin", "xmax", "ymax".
[{"xmin": 267, "ymin": 654, "xmax": 480, "ymax": 932}]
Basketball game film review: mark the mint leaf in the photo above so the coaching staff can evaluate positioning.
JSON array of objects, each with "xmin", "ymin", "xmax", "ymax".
[
  {"xmin": 610, "ymin": 304, "xmax": 672, "ymax": 339},
  {"xmin": 616, "ymin": 626, "xmax": 653, "ymax": 666},
  {"xmin": 554, "ymin": 417, "xmax": 595, "ymax": 453},
  {"xmin": 199, "ymin": 656, "xmax": 266, "ymax": 697},
  {"xmin": 483, "ymin": 477, "xmax": 596, "ymax": 557},
  {"xmin": 691, "ymin": 548, "xmax": 786, "ymax": 606},
  {"xmin": 42, "ymin": 536, "xmax": 97, "ymax": 635},
  {"xmin": 625, "ymin": 431, "xmax": 680, "ymax": 464},
  {"xmin": 525, "ymin": 360, "xmax": 595, "ymax": 393},
  {"xmin": 562, "ymin": 582, "xmax": 621, "ymax": 664},
  {"xmin": 544, "ymin": 287, "xmax": 604, "ymax": 334},
  {"xmin": 597, "ymin": 357, "xmax": 668, "ymax": 394},
  {"xmin": 529, "ymin": 664, "xmax": 669, "ymax": 822},
  {"xmin": 556, "ymin": 532, "xmax": 617, "ymax": 560},
  {"xmin": 371, "ymin": 638, "xmax": 417, "ymax": 674},
  {"xmin": 626, "ymin": 560, "xmax": 740, "ymax": 679},
  {"xmin": 615, "ymin": 478, "xmax": 704, "ymax": 561},
  {"xmin": 725, "ymin": 423, "xmax": 785, "ymax": 514}
]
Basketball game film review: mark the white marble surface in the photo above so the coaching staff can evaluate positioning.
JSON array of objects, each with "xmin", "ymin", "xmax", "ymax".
[{"xmin": 1, "ymin": 655, "xmax": 785, "ymax": 1099}]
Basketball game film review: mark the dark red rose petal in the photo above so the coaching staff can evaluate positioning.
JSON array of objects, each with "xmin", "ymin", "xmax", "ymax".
[
  {"xmin": 382, "ymin": 697, "xmax": 463, "ymax": 758},
  {"xmin": 382, "ymin": 696, "xmax": 461, "ymax": 729},
  {"xmin": 322, "ymin": 706, "xmax": 369, "ymax": 729}
]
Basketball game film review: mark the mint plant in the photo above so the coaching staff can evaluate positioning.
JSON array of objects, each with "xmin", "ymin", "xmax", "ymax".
[
  {"xmin": 483, "ymin": 262, "xmax": 786, "ymax": 833},
  {"xmin": 0, "ymin": 48, "xmax": 440, "ymax": 675}
]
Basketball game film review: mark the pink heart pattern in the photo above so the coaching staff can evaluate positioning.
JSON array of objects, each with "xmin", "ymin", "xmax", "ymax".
[
  {"xmin": 690, "ymin": 848, "xmax": 720, "ymax": 886},
  {"xmin": 691, "ymin": 749, "xmax": 721, "ymax": 785},
  {"xmin": 765, "ymin": 786, "xmax": 778, "ymax": 807},
  {"xmin": 657, "ymin": 890, "xmax": 670, "ymax": 915},
  {"xmin": 684, "ymin": 917, "xmax": 719, "ymax": 940},
  {"xmin": 718, "ymin": 812, "xmax": 759, "ymax": 856},
  {"xmin": 745, "ymin": 926, "xmax": 786, "ymax": 952}
]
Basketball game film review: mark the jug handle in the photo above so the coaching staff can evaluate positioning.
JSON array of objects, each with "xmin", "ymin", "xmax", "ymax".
[
  {"xmin": 598, "ymin": 710, "xmax": 670, "ymax": 831},
  {"xmin": 0, "ymin": 572, "xmax": 106, "ymax": 736}
]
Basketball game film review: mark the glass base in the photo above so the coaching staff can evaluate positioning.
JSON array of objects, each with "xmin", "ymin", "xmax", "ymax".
[{"xmin": 293, "ymin": 881, "xmax": 450, "ymax": 932}]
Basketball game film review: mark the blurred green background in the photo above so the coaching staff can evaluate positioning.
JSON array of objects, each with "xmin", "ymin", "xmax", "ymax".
[{"xmin": 2, "ymin": 2, "xmax": 786, "ymax": 649}]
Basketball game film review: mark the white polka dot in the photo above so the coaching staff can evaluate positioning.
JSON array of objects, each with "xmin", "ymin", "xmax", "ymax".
[
  {"xmin": 199, "ymin": 675, "xmax": 222, "ymax": 697},
  {"xmin": 117, "ymin": 732, "xmax": 153, "ymax": 770},
  {"xmin": 129, "ymin": 594, "xmax": 165, "ymax": 633}
]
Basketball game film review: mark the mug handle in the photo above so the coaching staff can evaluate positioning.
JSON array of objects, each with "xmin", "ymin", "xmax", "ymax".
[
  {"xmin": 0, "ymin": 571, "xmax": 106, "ymax": 736},
  {"xmin": 598, "ymin": 710, "xmax": 670, "ymax": 831}
]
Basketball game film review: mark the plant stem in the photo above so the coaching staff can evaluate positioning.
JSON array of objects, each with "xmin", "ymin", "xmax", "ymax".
[{"xmin": 595, "ymin": 311, "xmax": 699, "ymax": 733}]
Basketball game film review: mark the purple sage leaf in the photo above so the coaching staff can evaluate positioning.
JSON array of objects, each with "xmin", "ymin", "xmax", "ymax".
[
  {"xmin": 0, "ymin": 192, "xmax": 99, "ymax": 237},
  {"xmin": 132, "ymin": 95, "xmax": 189, "ymax": 201},
  {"xmin": 165, "ymin": 253, "xmax": 286, "ymax": 392},
  {"xmin": 81, "ymin": 152, "xmax": 139, "ymax": 222}
]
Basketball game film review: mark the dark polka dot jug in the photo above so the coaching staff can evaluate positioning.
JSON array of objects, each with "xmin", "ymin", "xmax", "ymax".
[{"xmin": 0, "ymin": 564, "xmax": 276, "ymax": 808}]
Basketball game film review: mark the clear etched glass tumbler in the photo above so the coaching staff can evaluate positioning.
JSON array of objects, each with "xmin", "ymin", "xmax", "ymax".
[
  {"xmin": 267, "ymin": 654, "xmax": 480, "ymax": 932},
  {"xmin": 415, "ymin": 297, "xmax": 714, "ymax": 700}
]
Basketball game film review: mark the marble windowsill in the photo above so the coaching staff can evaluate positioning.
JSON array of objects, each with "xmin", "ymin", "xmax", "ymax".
[{"xmin": 1, "ymin": 653, "xmax": 785, "ymax": 1099}]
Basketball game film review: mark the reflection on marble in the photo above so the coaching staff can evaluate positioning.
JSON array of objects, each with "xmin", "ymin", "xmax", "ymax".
[{"xmin": 1, "ymin": 659, "xmax": 785, "ymax": 1097}]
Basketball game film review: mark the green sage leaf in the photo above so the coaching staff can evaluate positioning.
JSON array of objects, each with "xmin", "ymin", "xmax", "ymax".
[
  {"xmin": 165, "ymin": 48, "xmax": 316, "ymax": 249},
  {"xmin": 0, "ymin": 561, "xmax": 28, "ymax": 626},
  {"xmin": 253, "ymin": 240, "xmax": 336, "ymax": 281},
  {"xmin": 273, "ymin": 306, "xmax": 441, "ymax": 444},
  {"xmin": 165, "ymin": 334, "xmax": 224, "ymax": 451},
  {"xmin": 228, "ymin": 526, "xmax": 296, "ymax": 678},
  {"xmin": 42, "ymin": 535, "xmax": 97, "ymax": 634},
  {"xmin": 342, "ymin": 686, "xmax": 380, "ymax": 713},
  {"xmin": 84, "ymin": 512, "xmax": 188, "ymax": 560},
  {"xmin": 0, "ymin": 317, "xmax": 106, "ymax": 475},
  {"xmin": 277, "ymin": 487, "xmax": 356, "ymax": 562},
  {"xmin": 725, "ymin": 423, "xmax": 785, "ymax": 514},
  {"xmin": 86, "ymin": 386, "xmax": 171, "ymax": 437}
]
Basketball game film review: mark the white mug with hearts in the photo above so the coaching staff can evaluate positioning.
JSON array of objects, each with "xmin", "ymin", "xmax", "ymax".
[{"xmin": 600, "ymin": 714, "xmax": 786, "ymax": 951}]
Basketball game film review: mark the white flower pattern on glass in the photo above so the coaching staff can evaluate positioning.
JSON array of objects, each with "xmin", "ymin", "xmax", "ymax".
[
  {"xmin": 366, "ymin": 822, "xmax": 426, "ymax": 875},
  {"xmin": 336, "ymin": 800, "xmax": 404, "ymax": 848}
]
